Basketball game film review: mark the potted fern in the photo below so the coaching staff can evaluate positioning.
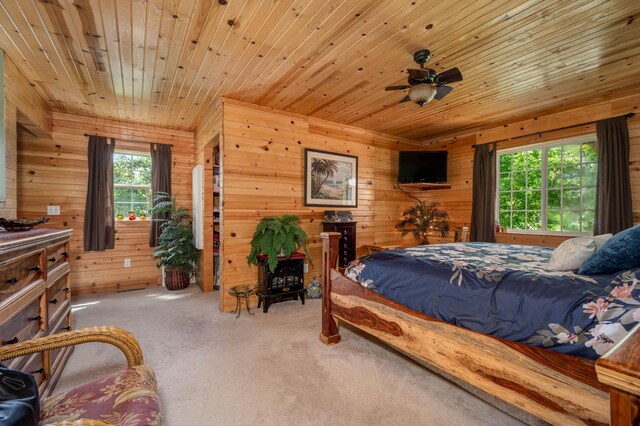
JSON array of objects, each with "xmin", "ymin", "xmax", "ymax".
[
  {"xmin": 150, "ymin": 192, "xmax": 198, "ymax": 290},
  {"xmin": 247, "ymin": 215, "xmax": 312, "ymax": 273},
  {"xmin": 397, "ymin": 201, "xmax": 451, "ymax": 245}
]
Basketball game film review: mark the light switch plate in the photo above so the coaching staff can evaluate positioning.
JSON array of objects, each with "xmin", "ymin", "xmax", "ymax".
[
  {"xmin": 47, "ymin": 205, "xmax": 61, "ymax": 215},
  {"xmin": 304, "ymin": 263, "xmax": 309, "ymax": 273},
  {"xmin": 124, "ymin": 259, "xmax": 131, "ymax": 268}
]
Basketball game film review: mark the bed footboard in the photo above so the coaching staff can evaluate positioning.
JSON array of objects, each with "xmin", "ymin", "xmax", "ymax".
[
  {"xmin": 320, "ymin": 232, "xmax": 341, "ymax": 344},
  {"xmin": 596, "ymin": 323, "xmax": 640, "ymax": 425},
  {"xmin": 319, "ymin": 232, "xmax": 640, "ymax": 425}
]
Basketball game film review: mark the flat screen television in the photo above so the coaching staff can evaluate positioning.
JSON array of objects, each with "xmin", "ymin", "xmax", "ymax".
[{"xmin": 398, "ymin": 151, "xmax": 448, "ymax": 184}]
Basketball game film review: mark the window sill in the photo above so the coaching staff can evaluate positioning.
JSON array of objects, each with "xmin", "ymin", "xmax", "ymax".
[
  {"xmin": 115, "ymin": 220, "xmax": 151, "ymax": 226},
  {"xmin": 500, "ymin": 230, "xmax": 589, "ymax": 237}
]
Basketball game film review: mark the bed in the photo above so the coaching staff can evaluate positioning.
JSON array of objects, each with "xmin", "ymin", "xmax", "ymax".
[{"xmin": 319, "ymin": 232, "xmax": 640, "ymax": 426}]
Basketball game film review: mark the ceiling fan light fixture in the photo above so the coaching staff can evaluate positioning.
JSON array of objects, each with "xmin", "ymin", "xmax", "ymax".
[{"xmin": 408, "ymin": 84, "xmax": 437, "ymax": 105}]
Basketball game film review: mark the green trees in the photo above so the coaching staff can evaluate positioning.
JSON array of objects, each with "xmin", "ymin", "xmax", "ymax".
[
  {"xmin": 498, "ymin": 142, "xmax": 597, "ymax": 233},
  {"xmin": 114, "ymin": 153, "xmax": 152, "ymax": 218}
]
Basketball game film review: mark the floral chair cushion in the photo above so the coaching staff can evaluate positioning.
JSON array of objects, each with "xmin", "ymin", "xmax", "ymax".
[{"xmin": 41, "ymin": 364, "xmax": 161, "ymax": 426}]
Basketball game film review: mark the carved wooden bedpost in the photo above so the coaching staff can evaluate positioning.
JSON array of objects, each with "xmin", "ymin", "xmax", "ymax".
[
  {"xmin": 596, "ymin": 323, "xmax": 640, "ymax": 425},
  {"xmin": 320, "ymin": 232, "xmax": 341, "ymax": 344}
]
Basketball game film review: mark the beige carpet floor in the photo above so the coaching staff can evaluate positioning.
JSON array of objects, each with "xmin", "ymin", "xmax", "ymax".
[{"xmin": 56, "ymin": 286, "xmax": 534, "ymax": 426}]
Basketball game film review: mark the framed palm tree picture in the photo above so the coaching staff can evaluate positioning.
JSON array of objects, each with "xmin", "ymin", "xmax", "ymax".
[{"xmin": 304, "ymin": 149, "xmax": 358, "ymax": 207}]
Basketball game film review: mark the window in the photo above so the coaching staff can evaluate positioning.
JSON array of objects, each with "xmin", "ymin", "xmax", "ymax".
[
  {"xmin": 497, "ymin": 136, "xmax": 597, "ymax": 235},
  {"xmin": 114, "ymin": 152, "xmax": 152, "ymax": 219},
  {"xmin": 0, "ymin": 50, "xmax": 5, "ymax": 202}
]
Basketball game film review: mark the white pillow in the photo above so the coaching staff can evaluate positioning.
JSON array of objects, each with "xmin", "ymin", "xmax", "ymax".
[
  {"xmin": 593, "ymin": 233, "xmax": 614, "ymax": 248},
  {"xmin": 548, "ymin": 234, "xmax": 613, "ymax": 271}
]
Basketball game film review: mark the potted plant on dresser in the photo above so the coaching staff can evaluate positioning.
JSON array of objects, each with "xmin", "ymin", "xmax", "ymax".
[
  {"xmin": 247, "ymin": 215, "xmax": 312, "ymax": 312},
  {"xmin": 150, "ymin": 192, "xmax": 198, "ymax": 290},
  {"xmin": 397, "ymin": 201, "xmax": 451, "ymax": 245}
]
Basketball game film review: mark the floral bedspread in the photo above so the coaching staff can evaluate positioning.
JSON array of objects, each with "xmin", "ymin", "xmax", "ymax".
[{"xmin": 345, "ymin": 243, "xmax": 640, "ymax": 360}]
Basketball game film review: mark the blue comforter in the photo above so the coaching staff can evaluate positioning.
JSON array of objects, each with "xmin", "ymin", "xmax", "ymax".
[{"xmin": 344, "ymin": 243, "xmax": 640, "ymax": 360}]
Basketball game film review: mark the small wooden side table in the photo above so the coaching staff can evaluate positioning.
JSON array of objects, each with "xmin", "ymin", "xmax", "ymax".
[
  {"xmin": 365, "ymin": 244, "xmax": 402, "ymax": 254},
  {"xmin": 454, "ymin": 227, "xmax": 470, "ymax": 243},
  {"xmin": 227, "ymin": 285, "xmax": 256, "ymax": 319}
]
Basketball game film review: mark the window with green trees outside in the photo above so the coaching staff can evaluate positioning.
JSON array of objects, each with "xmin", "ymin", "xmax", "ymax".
[
  {"xmin": 497, "ymin": 136, "xmax": 597, "ymax": 235},
  {"xmin": 114, "ymin": 152, "xmax": 152, "ymax": 218}
]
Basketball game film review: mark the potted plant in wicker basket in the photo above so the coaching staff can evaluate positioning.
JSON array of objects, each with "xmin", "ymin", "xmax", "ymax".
[
  {"xmin": 150, "ymin": 192, "xmax": 198, "ymax": 290},
  {"xmin": 397, "ymin": 201, "xmax": 451, "ymax": 245},
  {"xmin": 247, "ymin": 215, "xmax": 312, "ymax": 273}
]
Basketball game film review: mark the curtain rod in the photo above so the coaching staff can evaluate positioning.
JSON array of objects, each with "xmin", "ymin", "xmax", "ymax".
[
  {"xmin": 83, "ymin": 133, "xmax": 174, "ymax": 147},
  {"xmin": 471, "ymin": 112, "xmax": 635, "ymax": 148}
]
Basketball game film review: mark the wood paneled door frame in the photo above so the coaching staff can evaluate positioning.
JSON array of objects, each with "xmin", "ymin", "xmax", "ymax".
[{"xmin": 198, "ymin": 133, "xmax": 221, "ymax": 298}]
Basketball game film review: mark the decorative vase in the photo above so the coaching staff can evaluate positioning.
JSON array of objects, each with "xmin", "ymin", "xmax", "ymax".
[
  {"xmin": 306, "ymin": 276, "xmax": 322, "ymax": 299},
  {"xmin": 164, "ymin": 268, "xmax": 190, "ymax": 291}
]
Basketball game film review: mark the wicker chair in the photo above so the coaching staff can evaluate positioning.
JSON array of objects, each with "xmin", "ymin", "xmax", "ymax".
[{"xmin": 0, "ymin": 326, "xmax": 161, "ymax": 426}]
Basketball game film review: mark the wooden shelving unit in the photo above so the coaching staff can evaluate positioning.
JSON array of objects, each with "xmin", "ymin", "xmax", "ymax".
[
  {"xmin": 398, "ymin": 182, "xmax": 451, "ymax": 190},
  {"xmin": 199, "ymin": 136, "xmax": 222, "ymax": 293},
  {"xmin": 213, "ymin": 147, "xmax": 221, "ymax": 290}
]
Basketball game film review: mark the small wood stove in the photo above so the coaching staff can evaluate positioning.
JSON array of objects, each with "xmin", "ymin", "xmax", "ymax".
[{"xmin": 257, "ymin": 252, "xmax": 305, "ymax": 313}]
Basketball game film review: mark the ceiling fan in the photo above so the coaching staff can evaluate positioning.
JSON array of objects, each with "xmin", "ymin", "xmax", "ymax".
[{"xmin": 385, "ymin": 49, "xmax": 463, "ymax": 107}]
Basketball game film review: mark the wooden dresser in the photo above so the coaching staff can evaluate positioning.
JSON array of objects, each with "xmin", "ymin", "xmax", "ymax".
[
  {"xmin": 0, "ymin": 229, "xmax": 73, "ymax": 397},
  {"xmin": 322, "ymin": 221, "xmax": 357, "ymax": 267}
]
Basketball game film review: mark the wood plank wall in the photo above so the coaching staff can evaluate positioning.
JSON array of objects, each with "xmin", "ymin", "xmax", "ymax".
[
  {"xmin": 418, "ymin": 90, "xmax": 640, "ymax": 248},
  {"xmin": 17, "ymin": 113, "xmax": 195, "ymax": 295},
  {"xmin": 1, "ymin": 54, "xmax": 52, "ymax": 218},
  {"xmin": 217, "ymin": 99, "xmax": 423, "ymax": 311}
]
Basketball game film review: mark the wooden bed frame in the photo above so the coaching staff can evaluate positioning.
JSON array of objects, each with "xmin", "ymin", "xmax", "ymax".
[{"xmin": 319, "ymin": 232, "xmax": 640, "ymax": 426}]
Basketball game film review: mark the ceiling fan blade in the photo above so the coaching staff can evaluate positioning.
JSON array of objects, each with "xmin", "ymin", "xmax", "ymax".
[
  {"xmin": 399, "ymin": 95, "xmax": 411, "ymax": 103},
  {"xmin": 385, "ymin": 85, "xmax": 410, "ymax": 91},
  {"xmin": 434, "ymin": 85, "xmax": 453, "ymax": 100},
  {"xmin": 407, "ymin": 68, "xmax": 430, "ymax": 79},
  {"xmin": 435, "ymin": 67, "xmax": 463, "ymax": 84}
]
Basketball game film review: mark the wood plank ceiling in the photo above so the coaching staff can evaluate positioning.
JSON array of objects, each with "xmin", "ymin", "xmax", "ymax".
[{"xmin": 0, "ymin": 0, "xmax": 638, "ymax": 141}]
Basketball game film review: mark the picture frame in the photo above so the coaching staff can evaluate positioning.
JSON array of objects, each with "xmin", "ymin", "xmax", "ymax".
[{"xmin": 304, "ymin": 149, "xmax": 358, "ymax": 207}]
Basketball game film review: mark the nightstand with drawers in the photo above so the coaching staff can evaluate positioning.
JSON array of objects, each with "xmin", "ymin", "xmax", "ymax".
[{"xmin": 322, "ymin": 221, "xmax": 357, "ymax": 268}]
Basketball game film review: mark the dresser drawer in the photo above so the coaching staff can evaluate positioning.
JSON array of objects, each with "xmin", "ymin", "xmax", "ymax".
[
  {"xmin": 5, "ymin": 330, "xmax": 45, "ymax": 372},
  {"xmin": 49, "ymin": 310, "xmax": 72, "ymax": 368},
  {"xmin": 45, "ymin": 241, "xmax": 69, "ymax": 276},
  {"xmin": 47, "ymin": 275, "xmax": 70, "ymax": 325},
  {"xmin": 48, "ymin": 301, "xmax": 72, "ymax": 334},
  {"xmin": 0, "ymin": 297, "xmax": 44, "ymax": 346},
  {"xmin": 0, "ymin": 250, "xmax": 44, "ymax": 303},
  {"xmin": 340, "ymin": 227, "xmax": 354, "ymax": 238},
  {"xmin": 22, "ymin": 352, "xmax": 46, "ymax": 388}
]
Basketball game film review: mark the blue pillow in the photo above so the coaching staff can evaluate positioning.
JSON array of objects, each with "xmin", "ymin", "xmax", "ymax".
[{"xmin": 579, "ymin": 225, "xmax": 640, "ymax": 275}]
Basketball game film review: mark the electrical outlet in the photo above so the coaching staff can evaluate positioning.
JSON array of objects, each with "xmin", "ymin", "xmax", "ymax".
[
  {"xmin": 124, "ymin": 259, "xmax": 131, "ymax": 268},
  {"xmin": 304, "ymin": 263, "xmax": 309, "ymax": 273},
  {"xmin": 47, "ymin": 205, "xmax": 61, "ymax": 215}
]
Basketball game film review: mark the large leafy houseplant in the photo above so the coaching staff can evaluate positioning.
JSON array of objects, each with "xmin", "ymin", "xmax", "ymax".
[
  {"xmin": 150, "ymin": 192, "xmax": 198, "ymax": 290},
  {"xmin": 397, "ymin": 201, "xmax": 451, "ymax": 245},
  {"xmin": 247, "ymin": 215, "xmax": 312, "ymax": 273}
]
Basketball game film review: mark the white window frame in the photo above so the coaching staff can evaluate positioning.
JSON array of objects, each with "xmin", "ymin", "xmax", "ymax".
[
  {"xmin": 496, "ymin": 135, "xmax": 597, "ymax": 237},
  {"xmin": 114, "ymin": 151, "xmax": 152, "ymax": 218},
  {"xmin": 0, "ymin": 50, "xmax": 5, "ymax": 202}
]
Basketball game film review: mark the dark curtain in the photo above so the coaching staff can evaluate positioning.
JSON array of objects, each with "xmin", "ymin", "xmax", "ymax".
[
  {"xmin": 149, "ymin": 143, "xmax": 172, "ymax": 247},
  {"xmin": 594, "ymin": 116, "xmax": 632, "ymax": 235},
  {"xmin": 470, "ymin": 143, "xmax": 497, "ymax": 243},
  {"xmin": 83, "ymin": 136, "xmax": 116, "ymax": 251}
]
